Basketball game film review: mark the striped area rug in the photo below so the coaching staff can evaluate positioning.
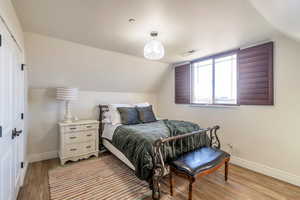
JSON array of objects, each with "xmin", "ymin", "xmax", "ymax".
[{"xmin": 48, "ymin": 155, "xmax": 173, "ymax": 200}]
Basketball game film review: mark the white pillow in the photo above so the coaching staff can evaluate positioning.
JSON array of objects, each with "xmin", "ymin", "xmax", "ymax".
[
  {"xmin": 102, "ymin": 111, "xmax": 112, "ymax": 123},
  {"xmin": 109, "ymin": 104, "xmax": 132, "ymax": 125},
  {"xmin": 133, "ymin": 102, "xmax": 150, "ymax": 107}
]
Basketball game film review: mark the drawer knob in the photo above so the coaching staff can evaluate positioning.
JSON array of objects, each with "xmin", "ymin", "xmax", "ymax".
[
  {"xmin": 86, "ymin": 126, "xmax": 92, "ymax": 128},
  {"xmin": 86, "ymin": 145, "xmax": 91, "ymax": 149},
  {"xmin": 70, "ymin": 148, "xmax": 77, "ymax": 151},
  {"xmin": 70, "ymin": 127, "xmax": 77, "ymax": 130},
  {"xmin": 69, "ymin": 136, "xmax": 77, "ymax": 139},
  {"xmin": 86, "ymin": 134, "xmax": 92, "ymax": 137}
]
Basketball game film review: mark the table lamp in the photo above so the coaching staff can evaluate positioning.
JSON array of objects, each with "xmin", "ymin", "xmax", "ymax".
[{"xmin": 56, "ymin": 87, "xmax": 78, "ymax": 123}]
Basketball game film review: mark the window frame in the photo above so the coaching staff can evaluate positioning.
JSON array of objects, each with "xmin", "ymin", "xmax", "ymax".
[{"xmin": 191, "ymin": 49, "xmax": 240, "ymax": 106}]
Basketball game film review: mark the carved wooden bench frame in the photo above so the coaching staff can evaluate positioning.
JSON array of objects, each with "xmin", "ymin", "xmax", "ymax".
[
  {"xmin": 169, "ymin": 154, "xmax": 229, "ymax": 200},
  {"xmin": 151, "ymin": 126, "xmax": 221, "ymax": 199}
]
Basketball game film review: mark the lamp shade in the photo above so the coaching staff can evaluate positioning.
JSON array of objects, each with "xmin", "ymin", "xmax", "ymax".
[{"xmin": 56, "ymin": 87, "xmax": 78, "ymax": 101}]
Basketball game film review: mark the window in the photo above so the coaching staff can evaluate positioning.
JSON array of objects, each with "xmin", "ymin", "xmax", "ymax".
[
  {"xmin": 192, "ymin": 59, "xmax": 213, "ymax": 104},
  {"xmin": 175, "ymin": 42, "xmax": 273, "ymax": 106},
  {"xmin": 192, "ymin": 53, "xmax": 237, "ymax": 105}
]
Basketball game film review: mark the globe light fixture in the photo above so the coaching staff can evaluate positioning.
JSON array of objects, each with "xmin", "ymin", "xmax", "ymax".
[{"xmin": 144, "ymin": 31, "xmax": 165, "ymax": 60}]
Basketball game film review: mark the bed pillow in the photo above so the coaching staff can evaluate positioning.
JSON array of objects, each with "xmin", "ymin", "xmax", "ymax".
[
  {"xmin": 102, "ymin": 110, "xmax": 112, "ymax": 123},
  {"xmin": 109, "ymin": 104, "xmax": 132, "ymax": 125},
  {"xmin": 117, "ymin": 107, "xmax": 140, "ymax": 125},
  {"xmin": 133, "ymin": 102, "xmax": 150, "ymax": 107},
  {"xmin": 136, "ymin": 105, "xmax": 157, "ymax": 123}
]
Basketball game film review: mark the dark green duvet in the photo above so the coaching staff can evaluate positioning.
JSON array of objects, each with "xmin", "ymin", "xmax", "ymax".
[{"xmin": 112, "ymin": 120, "xmax": 210, "ymax": 180}]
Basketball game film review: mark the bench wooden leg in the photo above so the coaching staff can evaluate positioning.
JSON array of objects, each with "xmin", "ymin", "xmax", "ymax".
[
  {"xmin": 169, "ymin": 170, "xmax": 173, "ymax": 196},
  {"xmin": 225, "ymin": 160, "xmax": 229, "ymax": 181},
  {"xmin": 188, "ymin": 178, "xmax": 195, "ymax": 200}
]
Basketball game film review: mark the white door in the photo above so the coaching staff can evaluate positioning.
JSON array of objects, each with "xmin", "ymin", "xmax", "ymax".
[
  {"xmin": 0, "ymin": 20, "xmax": 25, "ymax": 200},
  {"xmin": 0, "ymin": 21, "xmax": 15, "ymax": 200},
  {"xmin": 12, "ymin": 43, "xmax": 25, "ymax": 196}
]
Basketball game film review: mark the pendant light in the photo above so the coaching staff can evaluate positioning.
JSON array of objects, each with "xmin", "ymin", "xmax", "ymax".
[{"xmin": 144, "ymin": 31, "xmax": 165, "ymax": 60}]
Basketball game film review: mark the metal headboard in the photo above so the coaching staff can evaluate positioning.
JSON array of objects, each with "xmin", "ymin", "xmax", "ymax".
[{"xmin": 98, "ymin": 105, "xmax": 109, "ymax": 149}]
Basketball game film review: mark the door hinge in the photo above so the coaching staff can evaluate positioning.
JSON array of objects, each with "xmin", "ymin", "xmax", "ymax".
[
  {"xmin": 21, "ymin": 113, "xmax": 24, "ymax": 120},
  {"xmin": 0, "ymin": 126, "xmax": 2, "ymax": 138},
  {"xmin": 21, "ymin": 64, "xmax": 25, "ymax": 71},
  {"xmin": 0, "ymin": 34, "xmax": 2, "ymax": 47},
  {"xmin": 21, "ymin": 162, "xmax": 24, "ymax": 169}
]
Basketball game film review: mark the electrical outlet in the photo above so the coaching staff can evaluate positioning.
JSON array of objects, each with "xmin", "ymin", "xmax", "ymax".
[
  {"xmin": 227, "ymin": 143, "xmax": 233, "ymax": 149},
  {"xmin": 227, "ymin": 143, "xmax": 233, "ymax": 155},
  {"xmin": 221, "ymin": 143, "xmax": 233, "ymax": 155}
]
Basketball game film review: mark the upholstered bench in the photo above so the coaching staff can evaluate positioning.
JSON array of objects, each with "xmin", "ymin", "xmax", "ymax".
[{"xmin": 169, "ymin": 147, "xmax": 230, "ymax": 200}]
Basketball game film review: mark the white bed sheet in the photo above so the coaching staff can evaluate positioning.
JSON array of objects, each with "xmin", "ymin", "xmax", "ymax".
[
  {"xmin": 102, "ymin": 123, "xmax": 120, "ymax": 141},
  {"xmin": 103, "ymin": 139, "xmax": 135, "ymax": 170}
]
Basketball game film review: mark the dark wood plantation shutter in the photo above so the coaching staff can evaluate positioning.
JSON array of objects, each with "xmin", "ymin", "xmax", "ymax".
[
  {"xmin": 238, "ymin": 42, "xmax": 274, "ymax": 105},
  {"xmin": 175, "ymin": 63, "xmax": 191, "ymax": 104}
]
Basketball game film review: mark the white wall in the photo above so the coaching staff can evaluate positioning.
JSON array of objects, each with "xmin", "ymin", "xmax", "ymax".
[
  {"xmin": 25, "ymin": 33, "xmax": 167, "ymax": 162},
  {"xmin": 157, "ymin": 34, "xmax": 300, "ymax": 186},
  {"xmin": 28, "ymin": 88, "xmax": 157, "ymax": 162}
]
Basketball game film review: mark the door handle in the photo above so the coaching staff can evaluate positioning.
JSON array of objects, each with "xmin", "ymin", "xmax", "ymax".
[
  {"xmin": 12, "ymin": 128, "xmax": 22, "ymax": 139},
  {"xmin": 12, "ymin": 129, "xmax": 17, "ymax": 139},
  {"xmin": 16, "ymin": 129, "xmax": 22, "ymax": 136}
]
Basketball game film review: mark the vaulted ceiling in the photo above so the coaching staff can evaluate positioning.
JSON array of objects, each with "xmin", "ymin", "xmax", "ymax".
[
  {"xmin": 249, "ymin": 0, "xmax": 300, "ymax": 42},
  {"xmin": 12, "ymin": 0, "xmax": 279, "ymax": 63}
]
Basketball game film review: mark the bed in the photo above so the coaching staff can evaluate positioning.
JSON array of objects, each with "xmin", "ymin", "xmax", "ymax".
[{"xmin": 98, "ymin": 104, "xmax": 221, "ymax": 200}]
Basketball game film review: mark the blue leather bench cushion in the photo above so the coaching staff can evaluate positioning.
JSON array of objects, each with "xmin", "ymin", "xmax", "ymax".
[{"xmin": 170, "ymin": 147, "xmax": 230, "ymax": 176}]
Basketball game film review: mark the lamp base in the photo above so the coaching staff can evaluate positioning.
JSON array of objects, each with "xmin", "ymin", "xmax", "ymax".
[{"xmin": 63, "ymin": 101, "xmax": 73, "ymax": 123}]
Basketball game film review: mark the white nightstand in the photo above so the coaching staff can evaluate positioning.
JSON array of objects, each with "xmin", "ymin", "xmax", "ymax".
[{"xmin": 58, "ymin": 120, "xmax": 99, "ymax": 165}]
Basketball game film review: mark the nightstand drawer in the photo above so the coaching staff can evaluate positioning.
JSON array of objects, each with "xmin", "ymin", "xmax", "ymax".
[
  {"xmin": 63, "ymin": 141, "xmax": 95, "ymax": 157},
  {"xmin": 81, "ymin": 124, "xmax": 98, "ymax": 131},
  {"xmin": 64, "ymin": 131, "xmax": 96, "ymax": 144},
  {"xmin": 64, "ymin": 132, "xmax": 82, "ymax": 144},
  {"xmin": 83, "ymin": 131, "xmax": 96, "ymax": 141},
  {"xmin": 64, "ymin": 125, "xmax": 82, "ymax": 132},
  {"xmin": 64, "ymin": 143, "xmax": 83, "ymax": 156},
  {"xmin": 81, "ymin": 141, "xmax": 96, "ymax": 154}
]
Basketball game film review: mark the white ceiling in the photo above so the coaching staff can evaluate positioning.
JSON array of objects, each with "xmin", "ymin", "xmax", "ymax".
[
  {"xmin": 13, "ymin": 0, "xmax": 277, "ymax": 63},
  {"xmin": 249, "ymin": 0, "xmax": 300, "ymax": 42}
]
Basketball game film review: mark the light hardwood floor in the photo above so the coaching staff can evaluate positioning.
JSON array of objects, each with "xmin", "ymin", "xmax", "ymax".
[{"xmin": 18, "ymin": 154, "xmax": 300, "ymax": 200}]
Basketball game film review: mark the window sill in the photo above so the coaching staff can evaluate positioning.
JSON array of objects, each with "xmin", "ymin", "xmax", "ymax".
[{"xmin": 188, "ymin": 103, "xmax": 240, "ymax": 108}]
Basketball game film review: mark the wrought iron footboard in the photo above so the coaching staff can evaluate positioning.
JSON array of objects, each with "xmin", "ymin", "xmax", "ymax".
[{"xmin": 151, "ymin": 125, "xmax": 221, "ymax": 200}]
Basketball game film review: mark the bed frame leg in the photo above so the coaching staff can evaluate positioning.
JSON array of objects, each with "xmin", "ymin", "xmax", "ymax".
[
  {"xmin": 225, "ymin": 159, "xmax": 229, "ymax": 181},
  {"xmin": 152, "ymin": 175, "xmax": 161, "ymax": 200},
  {"xmin": 169, "ymin": 170, "xmax": 173, "ymax": 196},
  {"xmin": 148, "ymin": 178, "xmax": 153, "ymax": 190}
]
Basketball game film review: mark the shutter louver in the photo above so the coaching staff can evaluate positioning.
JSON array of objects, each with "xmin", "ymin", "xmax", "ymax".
[
  {"xmin": 175, "ymin": 63, "xmax": 191, "ymax": 104},
  {"xmin": 238, "ymin": 42, "xmax": 274, "ymax": 105}
]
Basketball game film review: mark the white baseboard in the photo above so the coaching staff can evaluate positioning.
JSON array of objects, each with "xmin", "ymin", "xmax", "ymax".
[
  {"xmin": 28, "ymin": 151, "xmax": 58, "ymax": 163},
  {"xmin": 231, "ymin": 156, "xmax": 300, "ymax": 187}
]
